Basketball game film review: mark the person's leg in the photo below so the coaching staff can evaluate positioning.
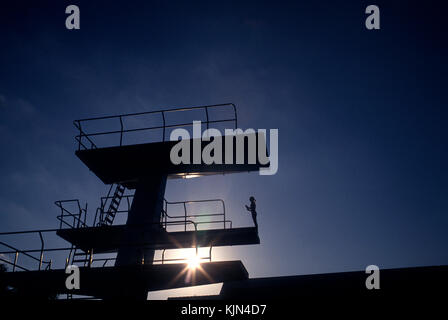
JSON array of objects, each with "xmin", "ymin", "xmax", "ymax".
[{"xmin": 252, "ymin": 213, "xmax": 258, "ymax": 229}]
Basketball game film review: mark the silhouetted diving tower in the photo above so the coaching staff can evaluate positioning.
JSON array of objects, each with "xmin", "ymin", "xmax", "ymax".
[{"xmin": 56, "ymin": 103, "xmax": 268, "ymax": 299}]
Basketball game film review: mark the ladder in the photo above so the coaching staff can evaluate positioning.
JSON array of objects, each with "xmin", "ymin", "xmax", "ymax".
[{"xmin": 100, "ymin": 184, "xmax": 125, "ymax": 226}]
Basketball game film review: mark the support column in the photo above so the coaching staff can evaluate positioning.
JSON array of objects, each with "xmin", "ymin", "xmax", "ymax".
[{"xmin": 115, "ymin": 174, "xmax": 167, "ymax": 266}]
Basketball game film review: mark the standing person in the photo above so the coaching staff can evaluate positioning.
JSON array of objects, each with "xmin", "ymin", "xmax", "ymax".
[{"xmin": 245, "ymin": 196, "xmax": 258, "ymax": 229}]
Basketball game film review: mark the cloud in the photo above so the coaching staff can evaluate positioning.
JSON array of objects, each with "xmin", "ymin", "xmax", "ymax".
[
  {"xmin": 0, "ymin": 197, "xmax": 35, "ymax": 227},
  {"xmin": 15, "ymin": 98, "xmax": 36, "ymax": 116},
  {"xmin": 0, "ymin": 94, "xmax": 36, "ymax": 116},
  {"xmin": 0, "ymin": 254, "xmax": 12, "ymax": 264}
]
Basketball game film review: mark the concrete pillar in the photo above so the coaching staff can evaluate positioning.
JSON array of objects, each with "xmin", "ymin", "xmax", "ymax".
[{"xmin": 115, "ymin": 174, "xmax": 167, "ymax": 266}]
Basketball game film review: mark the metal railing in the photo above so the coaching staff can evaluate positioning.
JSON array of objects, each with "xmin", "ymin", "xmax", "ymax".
[
  {"xmin": 88, "ymin": 220, "xmax": 213, "ymax": 267},
  {"xmin": 55, "ymin": 200, "xmax": 88, "ymax": 229},
  {"xmin": 73, "ymin": 103, "xmax": 238, "ymax": 150},
  {"xmin": 0, "ymin": 223, "xmax": 213, "ymax": 272},
  {"xmin": 0, "ymin": 229, "xmax": 64, "ymax": 272},
  {"xmin": 158, "ymin": 246, "xmax": 214, "ymax": 265},
  {"xmin": 93, "ymin": 194, "xmax": 133, "ymax": 227},
  {"xmin": 162, "ymin": 198, "xmax": 232, "ymax": 231},
  {"xmin": 56, "ymin": 192, "xmax": 232, "ymax": 233},
  {"xmin": 93, "ymin": 246, "xmax": 214, "ymax": 267},
  {"xmin": 91, "ymin": 194, "xmax": 232, "ymax": 231}
]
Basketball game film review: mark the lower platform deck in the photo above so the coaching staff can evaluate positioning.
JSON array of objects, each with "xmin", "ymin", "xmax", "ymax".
[{"xmin": 1, "ymin": 260, "xmax": 248, "ymax": 299}]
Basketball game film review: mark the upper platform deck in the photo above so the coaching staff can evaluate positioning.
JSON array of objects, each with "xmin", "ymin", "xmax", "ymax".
[
  {"xmin": 76, "ymin": 137, "xmax": 267, "ymax": 188},
  {"xmin": 74, "ymin": 103, "xmax": 269, "ymax": 188}
]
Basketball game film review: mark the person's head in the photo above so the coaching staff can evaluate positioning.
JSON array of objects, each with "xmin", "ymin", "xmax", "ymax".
[{"xmin": 249, "ymin": 196, "xmax": 255, "ymax": 202}]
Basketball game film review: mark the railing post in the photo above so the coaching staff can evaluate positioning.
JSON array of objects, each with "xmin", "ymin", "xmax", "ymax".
[
  {"xmin": 222, "ymin": 200, "xmax": 226, "ymax": 229},
  {"xmin": 38, "ymin": 231, "xmax": 44, "ymax": 271},
  {"xmin": 39, "ymin": 253, "xmax": 43, "ymax": 270},
  {"xmin": 84, "ymin": 203, "xmax": 88, "ymax": 227},
  {"xmin": 205, "ymin": 106, "xmax": 210, "ymax": 130},
  {"xmin": 74, "ymin": 121, "xmax": 82, "ymax": 150},
  {"xmin": 184, "ymin": 202, "xmax": 187, "ymax": 232},
  {"xmin": 94, "ymin": 207, "xmax": 99, "ymax": 227},
  {"xmin": 231, "ymin": 103, "xmax": 238, "ymax": 129},
  {"xmin": 89, "ymin": 249, "xmax": 93, "ymax": 268},
  {"xmin": 164, "ymin": 200, "xmax": 168, "ymax": 229},
  {"xmin": 13, "ymin": 251, "xmax": 18, "ymax": 272},
  {"xmin": 76, "ymin": 202, "xmax": 81, "ymax": 228},
  {"xmin": 161, "ymin": 111, "xmax": 166, "ymax": 141},
  {"xmin": 194, "ymin": 223, "xmax": 198, "ymax": 257},
  {"xmin": 57, "ymin": 202, "xmax": 63, "ymax": 229},
  {"xmin": 119, "ymin": 116, "xmax": 124, "ymax": 146}
]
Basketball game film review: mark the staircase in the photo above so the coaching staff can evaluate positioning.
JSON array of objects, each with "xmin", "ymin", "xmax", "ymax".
[
  {"xmin": 63, "ymin": 184, "xmax": 125, "ymax": 267},
  {"xmin": 99, "ymin": 184, "xmax": 125, "ymax": 226}
]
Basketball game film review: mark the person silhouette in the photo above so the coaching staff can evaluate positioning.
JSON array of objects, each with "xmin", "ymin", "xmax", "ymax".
[{"xmin": 245, "ymin": 196, "xmax": 258, "ymax": 229}]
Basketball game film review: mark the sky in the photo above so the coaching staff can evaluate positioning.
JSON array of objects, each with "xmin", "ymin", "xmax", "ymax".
[{"xmin": 0, "ymin": 0, "xmax": 447, "ymax": 298}]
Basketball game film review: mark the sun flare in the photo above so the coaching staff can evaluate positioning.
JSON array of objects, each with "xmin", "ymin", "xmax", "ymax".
[{"xmin": 187, "ymin": 254, "xmax": 201, "ymax": 270}]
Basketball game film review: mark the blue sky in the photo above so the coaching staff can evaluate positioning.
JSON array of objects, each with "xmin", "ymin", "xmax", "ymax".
[{"xmin": 0, "ymin": 0, "xmax": 446, "ymax": 295}]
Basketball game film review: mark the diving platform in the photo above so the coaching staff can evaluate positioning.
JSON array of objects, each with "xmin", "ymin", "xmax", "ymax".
[
  {"xmin": 76, "ymin": 137, "xmax": 267, "ymax": 189},
  {"xmin": 2, "ymin": 261, "xmax": 248, "ymax": 299},
  {"xmin": 57, "ymin": 226, "xmax": 260, "ymax": 253},
  {"xmin": 0, "ymin": 104, "xmax": 265, "ymax": 300},
  {"xmin": 73, "ymin": 103, "xmax": 269, "ymax": 188}
]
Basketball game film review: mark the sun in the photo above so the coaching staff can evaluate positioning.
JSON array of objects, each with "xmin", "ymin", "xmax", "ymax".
[{"xmin": 187, "ymin": 254, "xmax": 201, "ymax": 270}]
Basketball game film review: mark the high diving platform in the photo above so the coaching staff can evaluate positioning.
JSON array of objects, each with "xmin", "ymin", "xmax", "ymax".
[
  {"xmin": 0, "ymin": 103, "xmax": 267, "ymax": 300},
  {"xmin": 73, "ymin": 103, "xmax": 268, "ymax": 188}
]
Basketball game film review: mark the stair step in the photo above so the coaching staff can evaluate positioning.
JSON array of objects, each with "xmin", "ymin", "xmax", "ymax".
[
  {"xmin": 110, "ymin": 200, "xmax": 119, "ymax": 206},
  {"xmin": 107, "ymin": 210, "xmax": 117, "ymax": 216},
  {"xmin": 98, "ymin": 184, "xmax": 125, "ymax": 227}
]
